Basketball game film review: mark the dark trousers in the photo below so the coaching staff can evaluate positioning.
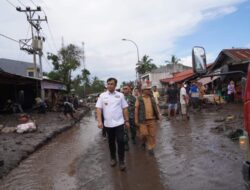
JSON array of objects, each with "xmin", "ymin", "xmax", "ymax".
[
  {"xmin": 105, "ymin": 125, "xmax": 125, "ymax": 162},
  {"xmin": 228, "ymin": 93, "xmax": 235, "ymax": 103},
  {"xmin": 129, "ymin": 118, "xmax": 136, "ymax": 140}
]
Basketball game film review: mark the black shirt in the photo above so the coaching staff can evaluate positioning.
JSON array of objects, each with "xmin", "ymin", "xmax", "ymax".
[{"xmin": 167, "ymin": 87, "xmax": 179, "ymax": 104}]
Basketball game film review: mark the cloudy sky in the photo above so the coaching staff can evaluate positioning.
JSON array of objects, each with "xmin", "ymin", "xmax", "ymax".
[{"xmin": 1, "ymin": 0, "xmax": 250, "ymax": 84}]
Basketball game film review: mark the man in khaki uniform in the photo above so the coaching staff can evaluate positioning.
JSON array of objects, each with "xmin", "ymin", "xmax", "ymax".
[{"xmin": 135, "ymin": 83, "xmax": 160, "ymax": 156}]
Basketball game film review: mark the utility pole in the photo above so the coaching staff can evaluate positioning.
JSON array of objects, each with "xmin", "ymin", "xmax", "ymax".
[
  {"xmin": 16, "ymin": 6, "xmax": 47, "ymax": 99},
  {"xmin": 16, "ymin": 6, "xmax": 47, "ymax": 78}
]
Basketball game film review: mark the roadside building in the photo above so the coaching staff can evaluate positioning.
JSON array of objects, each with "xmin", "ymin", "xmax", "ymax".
[
  {"xmin": 208, "ymin": 49, "xmax": 250, "ymax": 101},
  {"xmin": 0, "ymin": 70, "xmax": 40, "ymax": 111},
  {"xmin": 141, "ymin": 64, "xmax": 191, "ymax": 91},
  {"xmin": 0, "ymin": 58, "xmax": 66, "ymax": 112}
]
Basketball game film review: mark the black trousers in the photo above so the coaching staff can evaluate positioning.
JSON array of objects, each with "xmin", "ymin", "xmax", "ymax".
[
  {"xmin": 129, "ymin": 118, "xmax": 136, "ymax": 140},
  {"xmin": 105, "ymin": 125, "xmax": 125, "ymax": 162}
]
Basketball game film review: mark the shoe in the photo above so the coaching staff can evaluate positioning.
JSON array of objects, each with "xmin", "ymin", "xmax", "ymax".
[
  {"xmin": 141, "ymin": 143, "xmax": 146, "ymax": 150},
  {"xmin": 124, "ymin": 144, "xmax": 129, "ymax": 151},
  {"xmin": 119, "ymin": 161, "xmax": 126, "ymax": 171},
  {"xmin": 110, "ymin": 159, "xmax": 117, "ymax": 167},
  {"xmin": 148, "ymin": 149, "xmax": 154, "ymax": 156}
]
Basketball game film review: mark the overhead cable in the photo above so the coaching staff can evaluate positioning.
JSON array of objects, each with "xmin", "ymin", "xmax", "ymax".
[
  {"xmin": 5, "ymin": 0, "xmax": 16, "ymax": 8},
  {"xmin": 0, "ymin": 33, "xmax": 19, "ymax": 43},
  {"xmin": 16, "ymin": 0, "xmax": 26, "ymax": 7}
]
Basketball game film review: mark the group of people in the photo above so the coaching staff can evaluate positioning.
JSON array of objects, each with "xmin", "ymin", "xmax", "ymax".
[
  {"xmin": 95, "ymin": 78, "xmax": 160, "ymax": 171},
  {"xmin": 94, "ymin": 77, "xmax": 242, "ymax": 172},
  {"xmin": 165, "ymin": 81, "xmax": 192, "ymax": 121}
]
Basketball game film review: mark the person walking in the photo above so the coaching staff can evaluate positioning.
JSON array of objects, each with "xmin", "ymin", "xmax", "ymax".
[
  {"xmin": 123, "ymin": 84, "xmax": 137, "ymax": 148},
  {"xmin": 152, "ymin": 86, "xmax": 160, "ymax": 105},
  {"xmin": 180, "ymin": 83, "xmax": 189, "ymax": 120},
  {"xmin": 135, "ymin": 83, "xmax": 160, "ymax": 156},
  {"xmin": 189, "ymin": 82, "xmax": 199, "ymax": 110},
  {"xmin": 166, "ymin": 81, "xmax": 179, "ymax": 120},
  {"xmin": 96, "ymin": 78, "xmax": 129, "ymax": 171},
  {"xmin": 228, "ymin": 80, "xmax": 236, "ymax": 103}
]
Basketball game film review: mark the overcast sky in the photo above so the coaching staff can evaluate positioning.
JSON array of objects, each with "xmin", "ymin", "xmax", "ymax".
[{"xmin": 1, "ymin": 0, "xmax": 250, "ymax": 84}]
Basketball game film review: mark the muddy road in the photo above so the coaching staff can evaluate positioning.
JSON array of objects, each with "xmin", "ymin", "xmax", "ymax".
[{"xmin": 0, "ymin": 104, "xmax": 245, "ymax": 190}]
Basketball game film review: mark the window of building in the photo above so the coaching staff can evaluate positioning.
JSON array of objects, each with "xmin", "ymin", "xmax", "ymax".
[{"xmin": 28, "ymin": 71, "xmax": 34, "ymax": 77}]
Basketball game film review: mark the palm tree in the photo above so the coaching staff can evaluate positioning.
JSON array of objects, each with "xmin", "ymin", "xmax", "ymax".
[
  {"xmin": 136, "ymin": 55, "xmax": 157, "ymax": 75},
  {"xmin": 165, "ymin": 55, "xmax": 181, "ymax": 73}
]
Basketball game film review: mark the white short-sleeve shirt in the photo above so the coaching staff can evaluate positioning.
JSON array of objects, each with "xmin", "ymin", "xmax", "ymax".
[
  {"xmin": 180, "ymin": 87, "xmax": 187, "ymax": 104},
  {"xmin": 96, "ymin": 91, "xmax": 128, "ymax": 128}
]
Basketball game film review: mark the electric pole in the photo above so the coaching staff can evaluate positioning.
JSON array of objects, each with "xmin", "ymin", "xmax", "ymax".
[
  {"xmin": 16, "ymin": 6, "xmax": 47, "ymax": 78},
  {"xmin": 16, "ymin": 6, "xmax": 47, "ymax": 99}
]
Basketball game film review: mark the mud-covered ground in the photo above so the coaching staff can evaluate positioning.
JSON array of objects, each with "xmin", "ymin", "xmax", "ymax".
[
  {"xmin": 0, "ymin": 103, "xmax": 246, "ymax": 190},
  {"xmin": 0, "ymin": 107, "xmax": 89, "ymax": 178}
]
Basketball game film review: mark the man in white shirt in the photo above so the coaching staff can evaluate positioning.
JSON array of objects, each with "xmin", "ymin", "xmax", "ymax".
[
  {"xmin": 96, "ymin": 78, "xmax": 130, "ymax": 171},
  {"xmin": 180, "ymin": 83, "xmax": 189, "ymax": 120}
]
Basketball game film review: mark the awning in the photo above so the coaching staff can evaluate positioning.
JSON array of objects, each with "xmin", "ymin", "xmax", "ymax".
[
  {"xmin": 197, "ymin": 76, "xmax": 219, "ymax": 85},
  {"xmin": 41, "ymin": 80, "xmax": 66, "ymax": 91}
]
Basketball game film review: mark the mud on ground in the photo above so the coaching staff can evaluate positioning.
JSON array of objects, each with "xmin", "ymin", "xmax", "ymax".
[{"xmin": 0, "ymin": 107, "xmax": 90, "ymax": 178}]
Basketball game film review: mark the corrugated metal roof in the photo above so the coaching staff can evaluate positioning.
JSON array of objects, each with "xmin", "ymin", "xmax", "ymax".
[
  {"xmin": 0, "ymin": 58, "xmax": 39, "ymax": 77},
  {"xmin": 0, "ymin": 70, "xmax": 39, "ymax": 85},
  {"xmin": 160, "ymin": 69, "xmax": 195, "ymax": 83},
  {"xmin": 224, "ymin": 49, "xmax": 250, "ymax": 61},
  {"xmin": 209, "ymin": 48, "xmax": 250, "ymax": 72}
]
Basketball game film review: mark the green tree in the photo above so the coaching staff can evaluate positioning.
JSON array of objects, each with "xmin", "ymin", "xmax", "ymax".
[
  {"xmin": 165, "ymin": 55, "xmax": 181, "ymax": 72},
  {"xmin": 72, "ymin": 74, "xmax": 83, "ymax": 96},
  {"xmin": 136, "ymin": 55, "xmax": 157, "ymax": 75},
  {"xmin": 47, "ymin": 44, "xmax": 83, "ymax": 92},
  {"xmin": 82, "ymin": 68, "xmax": 91, "ymax": 87},
  {"xmin": 120, "ymin": 81, "xmax": 135, "ymax": 89},
  {"xmin": 90, "ymin": 76, "xmax": 105, "ymax": 93}
]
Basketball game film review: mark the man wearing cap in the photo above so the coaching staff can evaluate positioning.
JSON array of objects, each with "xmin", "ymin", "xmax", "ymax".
[
  {"xmin": 96, "ymin": 77, "xmax": 130, "ymax": 171},
  {"xmin": 135, "ymin": 83, "xmax": 160, "ymax": 156}
]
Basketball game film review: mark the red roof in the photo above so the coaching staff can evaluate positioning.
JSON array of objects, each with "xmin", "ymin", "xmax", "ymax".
[
  {"xmin": 160, "ymin": 69, "xmax": 195, "ymax": 83},
  {"xmin": 224, "ymin": 49, "xmax": 250, "ymax": 61}
]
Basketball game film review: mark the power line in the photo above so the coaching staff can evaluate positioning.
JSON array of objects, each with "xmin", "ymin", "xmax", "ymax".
[
  {"xmin": 46, "ymin": 23, "xmax": 59, "ymax": 51},
  {"xmin": 40, "ymin": 30, "xmax": 57, "ymax": 53},
  {"xmin": 16, "ymin": 0, "xmax": 26, "ymax": 7},
  {"xmin": 29, "ymin": 0, "xmax": 58, "ymax": 51},
  {"xmin": 0, "ymin": 33, "xmax": 19, "ymax": 43},
  {"xmin": 5, "ymin": 0, "xmax": 16, "ymax": 8},
  {"xmin": 25, "ymin": 24, "xmax": 30, "ymax": 39},
  {"xmin": 42, "ymin": 54, "xmax": 53, "ymax": 70},
  {"xmin": 28, "ymin": 0, "xmax": 36, "ymax": 6},
  {"xmin": 29, "ymin": 0, "xmax": 47, "ymax": 16},
  {"xmin": 39, "ymin": 0, "xmax": 48, "ymax": 16}
]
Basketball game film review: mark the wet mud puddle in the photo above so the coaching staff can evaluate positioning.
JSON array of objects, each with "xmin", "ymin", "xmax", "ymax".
[
  {"xmin": 0, "ymin": 112, "xmax": 165, "ymax": 190},
  {"xmin": 0, "ymin": 112, "xmax": 100, "ymax": 190}
]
